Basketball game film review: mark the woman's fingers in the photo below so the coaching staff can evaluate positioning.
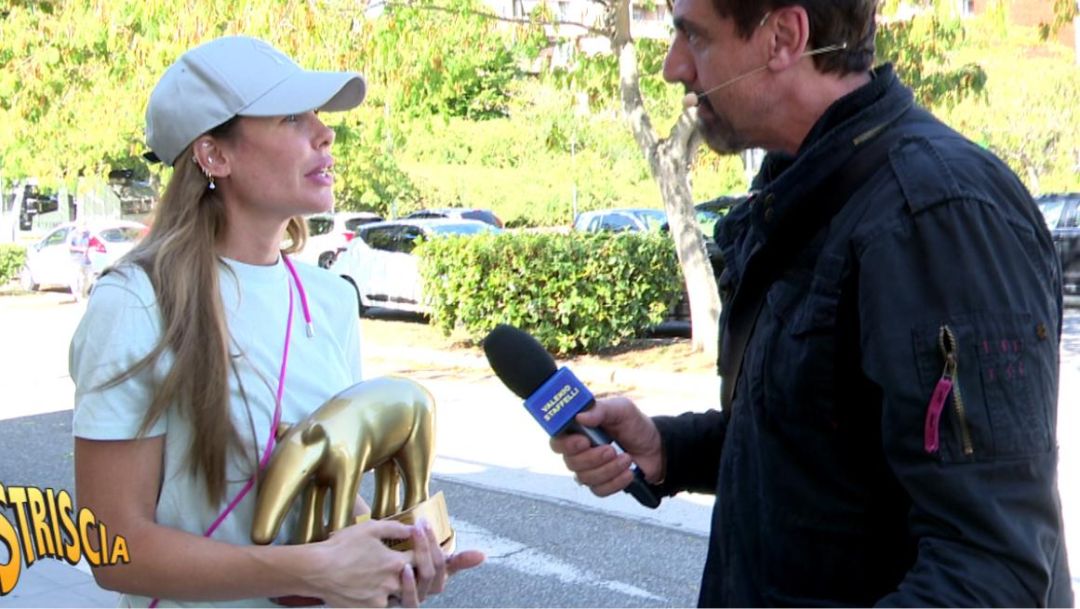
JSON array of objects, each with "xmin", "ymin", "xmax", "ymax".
[
  {"xmin": 410, "ymin": 520, "xmax": 436, "ymax": 601},
  {"xmin": 446, "ymin": 550, "xmax": 486, "ymax": 576},
  {"xmin": 397, "ymin": 564, "xmax": 417, "ymax": 608}
]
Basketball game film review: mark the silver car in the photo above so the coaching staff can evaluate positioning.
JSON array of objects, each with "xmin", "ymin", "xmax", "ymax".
[
  {"xmin": 572, "ymin": 208, "xmax": 667, "ymax": 233},
  {"xmin": 331, "ymin": 218, "xmax": 500, "ymax": 314},
  {"xmin": 19, "ymin": 220, "xmax": 147, "ymax": 292}
]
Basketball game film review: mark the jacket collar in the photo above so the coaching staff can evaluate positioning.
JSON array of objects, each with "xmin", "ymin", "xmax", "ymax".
[{"xmin": 748, "ymin": 64, "xmax": 914, "ymax": 237}]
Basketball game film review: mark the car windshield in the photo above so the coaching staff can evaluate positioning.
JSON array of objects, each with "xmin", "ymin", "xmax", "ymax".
[
  {"xmin": 1039, "ymin": 199, "xmax": 1067, "ymax": 229},
  {"xmin": 344, "ymin": 217, "xmax": 380, "ymax": 231},
  {"xmin": 307, "ymin": 217, "xmax": 334, "ymax": 236},
  {"xmin": 634, "ymin": 209, "xmax": 667, "ymax": 231},
  {"xmin": 98, "ymin": 227, "xmax": 145, "ymax": 242}
]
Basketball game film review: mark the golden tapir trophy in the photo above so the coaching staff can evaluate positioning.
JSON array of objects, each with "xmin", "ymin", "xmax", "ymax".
[{"xmin": 251, "ymin": 376, "xmax": 454, "ymax": 605}]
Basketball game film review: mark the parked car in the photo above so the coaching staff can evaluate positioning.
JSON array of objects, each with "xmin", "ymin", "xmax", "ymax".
[
  {"xmin": 298, "ymin": 211, "xmax": 383, "ymax": 268},
  {"xmin": 572, "ymin": 208, "xmax": 667, "ymax": 233},
  {"xmin": 659, "ymin": 196, "xmax": 747, "ymax": 322},
  {"xmin": 693, "ymin": 194, "xmax": 746, "ymax": 241},
  {"xmin": 331, "ymin": 218, "xmax": 501, "ymax": 315},
  {"xmin": 19, "ymin": 219, "xmax": 148, "ymax": 292},
  {"xmin": 403, "ymin": 208, "xmax": 504, "ymax": 229},
  {"xmin": 1036, "ymin": 192, "xmax": 1080, "ymax": 302}
]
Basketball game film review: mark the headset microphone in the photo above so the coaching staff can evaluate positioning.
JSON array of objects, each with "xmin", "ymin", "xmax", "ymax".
[{"xmin": 681, "ymin": 42, "xmax": 849, "ymax": 109}]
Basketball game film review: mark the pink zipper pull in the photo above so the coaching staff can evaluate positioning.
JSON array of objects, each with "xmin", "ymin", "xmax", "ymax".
[{"xmin": 924, "ymin": 375, "xmax": 953, "ymax": 453}]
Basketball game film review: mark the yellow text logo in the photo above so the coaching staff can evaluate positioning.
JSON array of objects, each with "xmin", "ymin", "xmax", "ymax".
[{"xmin": 0, "ymin": 483, "xmax": 129, "ymax": 596}]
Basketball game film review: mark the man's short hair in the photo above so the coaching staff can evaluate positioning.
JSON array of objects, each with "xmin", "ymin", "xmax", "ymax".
[{"xmin": 715, "ymin": 0, "xmax": 877, "ymax": 74}]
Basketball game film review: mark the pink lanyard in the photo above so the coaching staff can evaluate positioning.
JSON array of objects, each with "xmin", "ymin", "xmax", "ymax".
[{"xmin": 149, "ymin": 254, "xmax": 311, "ymax": 608}]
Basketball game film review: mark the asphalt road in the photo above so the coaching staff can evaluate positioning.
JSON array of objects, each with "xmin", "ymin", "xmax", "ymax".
[{"xmin": 1, "ymin": 291, "xmax": 1078, "ymax": 605}]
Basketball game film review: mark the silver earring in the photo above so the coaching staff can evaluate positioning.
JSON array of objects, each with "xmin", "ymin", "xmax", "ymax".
[{"xmin": 204, "ymin": 167, "xmax": 216, "ymax": 190}]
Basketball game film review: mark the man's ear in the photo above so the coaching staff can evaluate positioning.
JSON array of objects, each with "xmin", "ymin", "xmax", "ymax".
[
  {"xmin": 191, "ymin": 136, "xmax": 231, "ymax": 179},
  {"xmin": 765, "ymin": 5, "xmax": 811, "ymax": 72}
]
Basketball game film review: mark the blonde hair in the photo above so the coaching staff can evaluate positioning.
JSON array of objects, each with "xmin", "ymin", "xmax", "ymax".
[{"xmin": 106, "ymin": 119, "xmax": 308, "ymax": 505}]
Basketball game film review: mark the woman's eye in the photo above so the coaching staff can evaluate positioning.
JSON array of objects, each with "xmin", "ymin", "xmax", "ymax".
[{"xmin": 284, "ymin": 114, "xmax": 299, "ymax": 123}]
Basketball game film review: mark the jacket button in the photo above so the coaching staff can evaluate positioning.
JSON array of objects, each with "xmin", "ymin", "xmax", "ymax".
[{"xmin": 1036, "ymin": 323, "xmax": 1048, "ymax": 340}]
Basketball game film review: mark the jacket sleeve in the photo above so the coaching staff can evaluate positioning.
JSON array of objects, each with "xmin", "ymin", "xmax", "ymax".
[
  {"xmin": 856, "ymin": 172, "xmax": 1069, "ymax": 607},
  {"xmin": 650, "ymin": 409, "xmax": 728, "ymax": 496}
]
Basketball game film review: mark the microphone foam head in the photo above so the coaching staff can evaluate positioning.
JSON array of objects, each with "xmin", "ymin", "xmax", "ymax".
[
  {"xmin": 482, "ymin": 324, "xmax": 558, "ymax": 399},
  {"xmin": 682, "ymin": 92, "xmax": 698, "ymax": 109}
]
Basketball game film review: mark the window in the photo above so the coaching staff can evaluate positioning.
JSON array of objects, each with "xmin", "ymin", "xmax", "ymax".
[
  {"xmin": 397, "ymin": 227, "xmax": 426, "ymax": 254},
  {"xmin": 98, "ymin": 227, "xmax": 145, "ymax": 243},
  {"xmin": 599, "ymin": 214, "xmax": 637, "ymax": 232},
  {"xmin": 1038, "ymin": 199, "xmax": 1067, "ymax": 229},
  {"xmin": 362, "ymin": 226, "xmax": 400, "ymax": 252},
  {"xmin": 44, "ymin": 228, "xmax": 70, "ymax": 247},
  {"xmin": 307, "ymin": 216, "xmax": 334, "ymax": 236},
  {"xmin": 1062, "ymin": 200, "xmax": 1080, "ymax": 229},
  {"xmin": 344, "ymin": 216, "xmax": 381, "ymax": 232}
]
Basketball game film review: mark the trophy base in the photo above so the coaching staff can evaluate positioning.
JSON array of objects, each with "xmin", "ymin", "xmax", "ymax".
[
  {"xmin": 380, "ymin": 492, "xmax": 455, "ymax": 554},
  {"xmin": 271, "ymin": 493, "xmax": 455, "ymax": 607}
]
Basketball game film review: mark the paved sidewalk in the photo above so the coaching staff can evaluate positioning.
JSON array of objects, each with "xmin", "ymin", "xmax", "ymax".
[{"xmin": 0, "ymin": 559, "xmax": 117, "ymax": 607}]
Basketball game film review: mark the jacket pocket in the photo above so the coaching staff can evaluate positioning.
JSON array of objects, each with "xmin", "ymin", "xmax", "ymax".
[
  {"xmin": 912, "ymin": 312, "xmax": 1052, "ymax": 461},
  {"xmin": 760, "ymin": 255, "xmax": 844, "ymax": 425}
]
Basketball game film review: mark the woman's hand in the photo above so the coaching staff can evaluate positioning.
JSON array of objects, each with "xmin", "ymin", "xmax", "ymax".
[
  {"xmin": 309, "ymin": 519, "xmax": 415, "ymax": 608},
  {"xmin": 398, "ymin": 519, "xmax": 485, "ymax": 607}
]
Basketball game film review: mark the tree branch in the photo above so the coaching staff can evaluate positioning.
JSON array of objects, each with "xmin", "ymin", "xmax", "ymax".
[{"xmin": 369, "ymin": 0, "xmax": 608, "ymax": 36}]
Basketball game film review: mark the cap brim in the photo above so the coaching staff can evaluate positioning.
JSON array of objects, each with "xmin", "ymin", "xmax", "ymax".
[{"xmin": 240, "ymin": 70, "xmax": 366, "ymax": 117}]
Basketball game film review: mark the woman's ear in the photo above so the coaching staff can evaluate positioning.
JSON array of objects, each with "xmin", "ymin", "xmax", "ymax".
[
  {"xmin": 765, "ymin": 5, "xmax": 811, "ymax": 71},
  {"xmin": 191, "ymin": 136, "xmax": 231, "ymax": 179}
]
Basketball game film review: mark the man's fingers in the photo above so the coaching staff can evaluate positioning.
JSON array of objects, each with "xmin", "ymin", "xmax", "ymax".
[
  {"xmin": 563, "ymin": 444, "xmax": 620, "ymax": 473},
  {"xmin": 588, "ymin": 468, "xmax": 636, "ymax": 498},
  {"xmin": 550, "ymin": 432, "xmax": 591, "ymax": 456}
]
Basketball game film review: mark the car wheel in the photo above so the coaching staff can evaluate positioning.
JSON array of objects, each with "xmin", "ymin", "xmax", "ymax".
[
  {"xmin": 18, "ymin": 266, "xmax": 38, "ymax": 292},
  {"xmin": 318, "ymin": 251, "xmax": 337, "ymax": 269},
  {"xmin": 340, "ymin": 275, "xmax": 367, "ymax": 317}
]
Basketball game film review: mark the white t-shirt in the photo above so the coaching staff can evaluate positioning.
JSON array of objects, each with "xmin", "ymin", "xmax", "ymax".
[{"xmin": 70, "ymin": 256, "xmax": 362, "ymax": 608}]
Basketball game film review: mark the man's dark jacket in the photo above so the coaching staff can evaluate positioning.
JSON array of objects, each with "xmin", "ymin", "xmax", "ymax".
[{"xmin": 651, "ymin": 65, "xmax": 1073, "ymax": 607}]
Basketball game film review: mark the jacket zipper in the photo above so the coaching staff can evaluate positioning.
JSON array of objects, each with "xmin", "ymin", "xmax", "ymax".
[{"xmin": 923, "ymin": 324, "xmax": 974, "ymax": 456}]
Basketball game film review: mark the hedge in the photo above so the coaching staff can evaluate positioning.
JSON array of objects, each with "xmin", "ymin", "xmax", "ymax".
[
  {"xmin": 416, "ymin": 231, "xmax": 682, "ymax": 354},
  {"xmin": 0, "ymin": 245, "xmax": 26, "ymax": 286}
]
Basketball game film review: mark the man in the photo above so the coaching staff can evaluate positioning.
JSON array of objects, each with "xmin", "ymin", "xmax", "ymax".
[
  {"xmin": 551, "ymin": 0, "xmax": 1073, "ymax": 606},
  {"xmin": 68, "ymin": 222, "xmax": 93, "ymax": 302}
]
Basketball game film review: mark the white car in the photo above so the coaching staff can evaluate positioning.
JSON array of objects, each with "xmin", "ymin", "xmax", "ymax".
[
  {"xmin": 19, "ymin": 219, "xmax": 148, "ymax": 292},
  {"xmin": 572, "ymin": 208, "xmax": 667, "ymax": 233},
  {"xmin": 331, "ymin": 218, "xmax": 501, "ymax": 314},
  {"xmin": 297, "ymin": 211, "xmax": 383, "ymax": 268}
]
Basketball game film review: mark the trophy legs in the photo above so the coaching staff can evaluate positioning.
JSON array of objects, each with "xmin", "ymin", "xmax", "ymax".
[{"xmin": 371, "ymin": 460, "xmax": 401, "ymax": 519}]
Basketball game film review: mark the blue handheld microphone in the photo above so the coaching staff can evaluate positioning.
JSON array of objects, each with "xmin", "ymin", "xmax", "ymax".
[{"xmin": 482, "ymin": 324, "xmax": 661, "ymax": 509}]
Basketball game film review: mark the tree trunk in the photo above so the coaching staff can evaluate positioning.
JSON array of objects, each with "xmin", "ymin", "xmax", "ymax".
[{"xmin": 610, "ymin": 0, "xmax": 720, "ymax": 358}]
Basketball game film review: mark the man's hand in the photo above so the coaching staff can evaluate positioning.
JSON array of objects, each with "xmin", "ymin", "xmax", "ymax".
[{"xmin": 549, "ymin": 396, "xmax": 664, "ymax": 497}]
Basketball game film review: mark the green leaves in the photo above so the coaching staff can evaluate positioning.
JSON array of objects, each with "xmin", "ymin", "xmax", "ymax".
[
  {"xmin": 876, "ymin": 11, "xmax": 986, "ymax": 108},
  {"xmin": 416, "ymin": 231, "xmax": 682, "ymax": 354},
  {"xmin": 0, "ymin": 245, "xmax": 27, "ymax": 285}
]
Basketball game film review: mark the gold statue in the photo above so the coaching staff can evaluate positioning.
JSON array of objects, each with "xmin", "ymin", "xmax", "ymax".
[{"xmin": 251, "ymin": 376, "xmax": 453, "ymax": 551}]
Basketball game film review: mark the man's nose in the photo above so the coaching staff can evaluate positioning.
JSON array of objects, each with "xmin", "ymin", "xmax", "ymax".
[{"xmin": 662, "ymin": 38, "xmax": 694, "ymax": 86}]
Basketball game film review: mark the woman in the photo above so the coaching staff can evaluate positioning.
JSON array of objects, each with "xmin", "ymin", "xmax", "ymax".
[{"xmin": 69, "ymin": 36, "xmax": 482, "ymax": 608}]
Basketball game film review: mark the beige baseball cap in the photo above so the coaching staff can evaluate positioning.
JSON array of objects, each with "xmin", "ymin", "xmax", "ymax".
[{"xmin": 145, "ymin": 36, "xmax": 366, "ymax": 166}]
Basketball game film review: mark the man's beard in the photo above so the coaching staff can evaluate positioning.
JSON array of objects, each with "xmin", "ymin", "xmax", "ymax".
[{"xmin": 697, "ymin": 98, "xmax": 750, "ymax": 156}]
